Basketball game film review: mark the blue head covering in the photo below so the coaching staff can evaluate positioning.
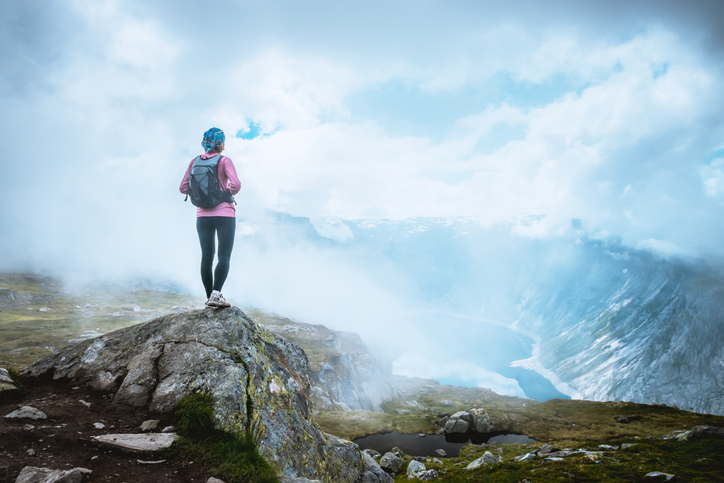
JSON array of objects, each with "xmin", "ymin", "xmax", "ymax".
[{"xmin": 201, "ymin": 127, "xmax": 225, "ymax": 153}]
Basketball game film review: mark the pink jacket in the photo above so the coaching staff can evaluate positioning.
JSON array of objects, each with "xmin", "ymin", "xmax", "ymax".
[{"xmin": 180, "ymin": 153, "xmax": 241, "ymax": 217}]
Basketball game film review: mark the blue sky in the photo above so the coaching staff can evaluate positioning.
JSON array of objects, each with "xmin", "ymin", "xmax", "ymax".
[{"xmin": 2, "ymin": 0, "xmax": 724, "ymax": 269}]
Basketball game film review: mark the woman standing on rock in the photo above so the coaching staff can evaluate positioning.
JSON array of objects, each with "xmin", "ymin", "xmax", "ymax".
[{"xmin": 180, "ymin": 127, "xmax": 240, "ymax": 308}]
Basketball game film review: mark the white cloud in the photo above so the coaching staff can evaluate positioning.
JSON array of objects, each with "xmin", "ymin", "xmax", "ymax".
[{"xmin": 392, "ymin": 352, "xmax": 526, "ymax": 398}]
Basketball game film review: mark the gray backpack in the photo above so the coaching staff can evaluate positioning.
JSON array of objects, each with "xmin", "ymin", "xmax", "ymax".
[{"xmin": 187, "ymin": 155, "xmax": 234, "ymax": 208}]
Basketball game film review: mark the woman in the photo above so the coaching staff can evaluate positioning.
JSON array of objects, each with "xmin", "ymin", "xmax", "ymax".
[{"xmin": 179, "ymin": 127, "xmax": 241, "ymax": 308}]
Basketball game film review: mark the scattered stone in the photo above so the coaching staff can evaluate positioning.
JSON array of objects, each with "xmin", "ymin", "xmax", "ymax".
[
  {"xmin": 466, "ymin": 451, "xmax": 499, "ymax": 470},
  {"xmin": 686, "ymin": 425, "xmax": 724, "ymax": 441},
  {"xmin": 514, "ymin": 453, "xmax": 536, "ymax": 462},
  {"xmin": 418, "ymin": 433, "xmax": 426, "ymax": 437},
  {"xmin": 93, "ymin": 423, "xmax": 105, "ymax": 429},
  {"xmin": 363, "ymin": 449, "xmax": 381, "ymax": 460},
  {"xmin": 279, "ymin": 478, "xmax": 322, "ymax": 483},
  {"xmin": 137, "ymin": 460, "xmax": 166, "ymax": 464},
  {"xmin": 391, "ymin": 446, "xmax": 405, "ymax": 458},
  {"xmin": 206, "ymin": 478, "xmax": 226, "ymax": 483},
  {"xmin": 23, "ymin": 424, "xmax": 35, "ymax": 431},
  {"xmin": 38, "ymin": 307, "xmax": 52, "ymax": 312},
  {"xmin": 440, "ymin": 400, "xmax": 453, "ymax": 407},
  {"xmin": 139, "ymin": 420, "xmax": 160, "ymax": 432},
  {"xmin": 407, "ymin": 460, "xmax": 426, "ymax": 479},
  {"xmin": 597, "ymin": 444, "xmax": 618, "ymax": 451},
  {"xmin": 0, "ymin": 368, "xmax": 13, "ymax": 384},
  {"xmin": 429, "ymin": 458, "xmax": 442, "ymax": 465},
  {"xmin": 90, "ymin": 456, "xmax": 98, "ymax": 461},
  {"xmin": 379, "ymin": 452, "xmax": 403, "ymax": 474},
  {"xmin": 545, "ymin": 457, "xmax": 564, "ymax": 462},
  {"xmin": 357, "ymin": 452, "xmax": 392, "ymax": 483},
  {"xmin": 538, "ymin": 444, "xmax": 557, "ymax": 455},
  {"xmin": 4, "ymin": 406, "xmax": 47, "ymax": 420},
  {"xmin": 644, "ymin": 471, "xmax": 675, "ymax": 482},
  {"xmin": 91, "ymin": 433, "xmax": 180, "ymax": 452},
  {"xmin": 14, "ymin": 466, "xmax": 88, "ymax": 483},
  {"xmin": 413, "ymin": 456, "xmax": 426, "ymax": 463},
  {"xmin": 621, "ymin": 443, "xmax": 638, "ymax": 449},
  {"xmin": 26, "ymin": 449, "xmax": 35, "ymax": 456},
  {"xmin": 417, "ymin": 469, "xmax": 439, "ymax": 481},
  {"xmin": 434, "ymin": 449, "xmax": 447, "ymax": 457},
  {"xmin": 161, "ymin": 426, "xmax": 175, "ymax": 433},
  {"xmin": 78, "ymin": 400, "xmax": 91, "ymax": 408}
]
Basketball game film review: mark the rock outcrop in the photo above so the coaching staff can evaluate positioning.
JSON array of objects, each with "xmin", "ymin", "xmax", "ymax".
[{"xmin": 20, "ymin": 307, "xmax": 364, "ymax": 483}]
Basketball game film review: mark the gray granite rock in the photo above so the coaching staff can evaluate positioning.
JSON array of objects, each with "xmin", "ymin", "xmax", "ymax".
[
  {"xmin": 91, "ymin": 433, "xmax": 179, "ymax": 452},
  {"xmin": 357, "ymin": 452, "xmax": 393, "ymax": 483},
  {"xmin": 379, "ymin": 452, "xmax": 403, "ymax": 474},
  {"xmin": 406, "ymin": 460, "xmax": 426, "ymax": 478},
  {"xmin": 4, "ymin": 406, "xmax": 47, "ymax": 420},
  {"xmin": 21, "ymin": 307, "xmax": 364, "ymax": 483}
]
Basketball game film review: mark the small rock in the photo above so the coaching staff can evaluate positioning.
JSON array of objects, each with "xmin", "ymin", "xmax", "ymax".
[
  {"xmin": 391, "ymin": 446, "xmax": 405, "ymax": 458},
  {"xmin": 206, "ymin": 478, "xmax": 226, "ymax": 483},
  {"xmin": 91, "ymin": 456, "xmax": 98, "ymax": 460},
  {"xmin": 139, "ymin": 420, "xmax": 160, "ymax": 432},
  {"xmin": 72, "ymin": 387, "xmax": 80, "ymax": 390},
  {"xmin": 644, "ymin": 472, "xmax": 675, "ymax": 482},
  {"xmin": 137, "ymin": 459, "xmax": 167, "ymax": 464},
  {"xmin": 429, "ymin": 458, "xmax": 442, "ymax": 465},
  {"xmin": 413, "ymin": 456, "xmax": 426, "ymax": 463},
  {"xmin": 418, "ymin": 433, "xmax": 426, "ymax": 437},
  {"xmin": 514, "ymin": 453, "xmax": 536, "ymax": 462},
  {"xmin": 621, "ymin": 443, "xmax": 638, "ymax": 449},
  {"xmin": 538, "ymin": 444, "xmax": 557, "ymax": 455},
  {"xmin": 407, "ymin": 460, "xmax": 426, "ymax": 478},
  {"xmin": 23, "ymin": 424, "xmax": 35, "ymax": 431},
  {"xmin": 417, "ymin": 469, "xmax": 439, "ymax": 481},
  {"xmin": 38, "ymin": 307, "xmax": 52, "ymax": 312},
  {"xmin": 434, "ymin": 449, "xmax": 447, "ymax": 457},
  {"xmin": 597, "ymin": 444, "xmax": 618, "ymax": 451},
  {"xmin": 363, "ymin": 448, "xmax": 381, "ymax": 460},
  {"xmin": 91, "ymin": 433, "xmax": 180, "ymax": 453},
  {"xmin": 26, "ymin": 449, "xmax": 35, "ymax": 456},
  {"xmin": 78, "ymin": 400, "xmax": 91, "ymax": 408},
  {"xmin": 14, "ymin": 466, "xmax": 86, "ymax": 483},
  {"xmin": 93, "ymin": 423, "xmax": 105, "ymax": 429},
  {"xmin": 0, "ymin": 368, "xmax": 13, "ymax": 384},
  {"xmin": 379, "ymin": 452, "xmax": 403, "ymax": 474},
  {"xmin": 466, "ymin": 451, "xmax": 499, "ymax": 470},
  {"xmin": 4, "ymin": 406, "xmax": 47, "ymax": 420},
  {"xmin": 161, "ymin": 426, "xmax": 175, "ymax": 433}
]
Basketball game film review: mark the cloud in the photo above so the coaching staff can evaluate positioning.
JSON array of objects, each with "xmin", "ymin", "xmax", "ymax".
[{"xmin": 392, "ymin": 352, "xmax": 526, "ymax": 398}]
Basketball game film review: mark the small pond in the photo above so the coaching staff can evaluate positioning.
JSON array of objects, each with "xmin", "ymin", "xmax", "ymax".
[{"xmin": 353, "ymin": 431, "xmax": 536, "ymax": 458}]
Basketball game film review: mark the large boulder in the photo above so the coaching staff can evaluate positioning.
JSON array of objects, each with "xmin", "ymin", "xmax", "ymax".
[
  {"xmin": 444, "ymin": 411, "xmax": 471, "ymax": 433},
  {"xmin": 21, "ymin": 307, "xmax": 363, "ymax": 483}
]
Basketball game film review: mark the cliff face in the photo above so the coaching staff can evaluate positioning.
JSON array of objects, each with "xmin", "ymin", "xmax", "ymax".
[
  {"xmin": 20, "ymin": 307, "xmax": 365, "ymax": 482},
  {"xmin": 514, "ymin": 242, "xmax": 724, "ymax": 415},
  {"xmin": 246, "ymin": 309, "xmax": 400, "ymax": 412}
]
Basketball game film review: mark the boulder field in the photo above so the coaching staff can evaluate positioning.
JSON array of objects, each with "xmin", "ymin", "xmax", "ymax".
[{"xmin": 20, "ymin": 306, "xmax": 383, "ymax": 483}]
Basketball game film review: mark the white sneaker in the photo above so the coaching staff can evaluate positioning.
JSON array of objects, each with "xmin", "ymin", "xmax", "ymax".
[
  {"xmin": 215, "ymin": 293, "xmax": 231, "ymax": 307},
  {"xmin": 206, "ymin": 292, "xmax": 230, "ymax": 308}
]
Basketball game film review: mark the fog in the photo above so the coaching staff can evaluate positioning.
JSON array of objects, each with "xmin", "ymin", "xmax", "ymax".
[{"xmin": 3, "ymin": 1, "xmax": 724, "ymax": 398}]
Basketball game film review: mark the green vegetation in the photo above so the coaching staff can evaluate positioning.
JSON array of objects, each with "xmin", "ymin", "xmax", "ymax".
[
  {"xmin": 315, "ymin": 409, "xmax": 438, "ymax": 441},
  {"xmin": 167, "ymin": 392, "xmax": 279, "ymax": 483},
  {"xmin": 386, "ymin": 439, "xmax": 724, "ymax": 482}
]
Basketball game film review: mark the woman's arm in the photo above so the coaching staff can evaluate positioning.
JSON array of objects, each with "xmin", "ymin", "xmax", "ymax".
[
  {"xmin": 221, "ymin": 157, "xmax": 241, "ymax": 195},
  {"xmin": 179, "ymin": 159, "xmax": 194, "ymax": 194}
]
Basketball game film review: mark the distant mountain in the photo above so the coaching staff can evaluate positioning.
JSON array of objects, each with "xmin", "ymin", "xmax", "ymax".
[{"xmin": 242, "ymin": 212, "xmax": 724, "ymax": 415}]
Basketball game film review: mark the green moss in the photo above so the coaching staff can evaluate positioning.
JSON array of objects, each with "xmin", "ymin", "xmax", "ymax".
[
  {"xmin": 315, "ymin": 409, "xmax": 437, "ymax": 441},
  {"xmin": 168, "ymin": 392, "xmax": 279, "ymax": 483}
]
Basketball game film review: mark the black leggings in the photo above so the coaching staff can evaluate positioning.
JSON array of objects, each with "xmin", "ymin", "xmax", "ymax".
[{"xmin": 196, "ymin": 216, "xmax": 236, "ymax": 298}]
